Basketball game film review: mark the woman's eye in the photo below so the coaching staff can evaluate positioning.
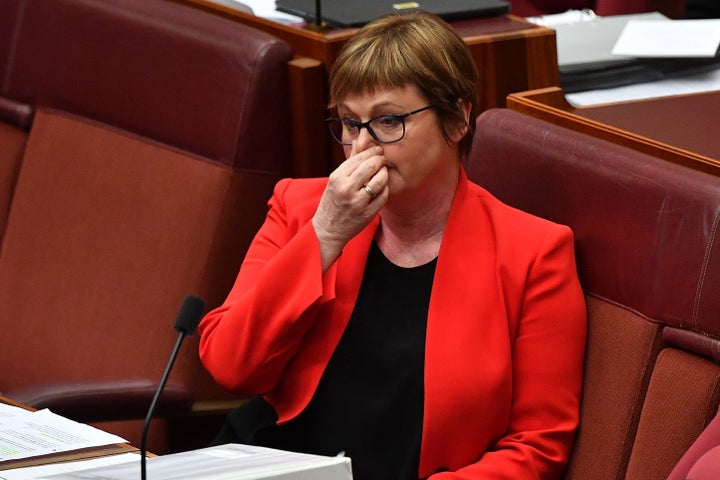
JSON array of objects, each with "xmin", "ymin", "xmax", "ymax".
[
  {"xmin": 342, "ymin": 119, "xmax": 360, "ymax": 132},
  {"xmin": 376, "ymin": 116, "xmax": 401, "ymax": 128}
]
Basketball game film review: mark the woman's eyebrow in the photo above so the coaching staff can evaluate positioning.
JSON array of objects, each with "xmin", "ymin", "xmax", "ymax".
[{"xmin": 338, "ymin": 101, "xmax": 406, "ymax": 118}]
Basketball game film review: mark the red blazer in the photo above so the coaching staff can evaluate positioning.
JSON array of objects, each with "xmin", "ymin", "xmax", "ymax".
[{"xmin": 199, "ymin": 169, "xmax": 587, "ymax": 479}]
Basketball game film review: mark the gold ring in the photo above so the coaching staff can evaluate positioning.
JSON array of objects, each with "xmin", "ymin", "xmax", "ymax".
[{"xmin": 364, "ymin": 184, "xmax": 377, "ymax": 199}]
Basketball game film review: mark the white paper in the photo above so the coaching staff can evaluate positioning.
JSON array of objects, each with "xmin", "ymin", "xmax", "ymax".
[
  {"xmin": 613, "ymin": 19, "xmax": 720, "ymax": 58},
  {"xmin": 226, "ymin": 0, "xmax": 304, "ymax": 24},
  {"xmin": 526, "ymin": 8, "xmax": 597, "ymax": 27},
  {"xmin": 0, "ymin": 409, "xmax": 126, "ymax": 463},
  {"xmin": 38, "ymin": 444, "xmax": 353, "ymax": 480},
  {"xmin": 0, "ymin": 452, "xmax": 139, "ymax": 480},
  {"xmin": 0, "ymin": 404, "xmax": 30, "ymax": 419}
]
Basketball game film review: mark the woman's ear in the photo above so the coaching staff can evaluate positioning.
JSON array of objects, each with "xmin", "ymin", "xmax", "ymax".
[{"xmin": 450, "ymin": 98, "xmax": 472, "ymax": 143}]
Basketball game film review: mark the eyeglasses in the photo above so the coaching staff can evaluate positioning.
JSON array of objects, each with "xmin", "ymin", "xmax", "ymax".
[{"xmin": 325, "ymin": 105, "xmax": 433, "ymax": 146}]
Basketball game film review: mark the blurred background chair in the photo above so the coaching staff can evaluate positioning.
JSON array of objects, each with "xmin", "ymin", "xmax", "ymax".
[
  {"xmin": 508, "ymin": 0, "xmax": 684, "ymax": 18},
  {"xmin": 0, "ymin": 0, "xmax": 294, "ymax": 454}
]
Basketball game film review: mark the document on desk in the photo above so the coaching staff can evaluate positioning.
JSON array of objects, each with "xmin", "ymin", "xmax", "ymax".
[
  {"xmin": 38, "ymin": 443, "xmax": 353, "ymax": 480},
  {"xmin": 0, "ymin": 452, "xmax": 139, "ymax": 480},
  {"xmin": 613, "ymin": 19, "xmax": 720, "ymax": 58},
  {"xmin": 227, "ymin": 0, "xmax": 304, "ymax": 24},
  {"xmin": 0, "ymin": 405, "xmax": 127, "ymax": 465}
]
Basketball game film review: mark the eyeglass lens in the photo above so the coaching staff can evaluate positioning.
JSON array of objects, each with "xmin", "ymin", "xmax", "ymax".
[
  {"xmin": 328, "ymin": 116, "xmax": 406, "ymax": 145},
  {"xmin": 326, "ymin": 106, "xmax": 433, "ymax": 146}
]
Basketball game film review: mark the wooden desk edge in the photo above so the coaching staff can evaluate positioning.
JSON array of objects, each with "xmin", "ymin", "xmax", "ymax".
[
  {"xmin": 0, "ymin": 443, "xmax": 139, "ymax": 471},
  {"xmin": 171, "ymin": 1, "xmax": 557, "ymax": 69},
  {"xmin": 190, "ymin": 398, "xmax": 247, "ymax": 415},
  {"xmin": 506, "ymin": 88, "xmax": 720, "ymax": 177},
  {"xmin": 0, "ymin": 395, "xmax": 33, "ymax": 411}
]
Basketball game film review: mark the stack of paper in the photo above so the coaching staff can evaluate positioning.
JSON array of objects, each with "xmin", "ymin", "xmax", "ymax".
[
  {"xmin": 38, "ymin": 443, "xmax": 353, "ymax": 480},
  {"xmin": 612, "ymin": 19, "xmax": 720, "ymax": 58},
  {"xmin": 0, "ymin": 453, "xmax": 140, "ymax": 480},
  {"xmin": 0, "ymin": 402, "xmax": 129, "ymax": 470},
  {"xmin": 1, "ymin": 401, "xmax": 352, "ymax": 480}
]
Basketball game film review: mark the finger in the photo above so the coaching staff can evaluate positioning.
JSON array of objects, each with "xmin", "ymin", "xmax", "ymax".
[
  {"xmin": 364, "ymin": 182, "xmax": 389, "ymax": 215},
  {"xmin": 341, "ymin": 145, "xmax": 384, "ymax": 177},
  {"xmin": 328, "ymin": 147, "xmax": 374, "ymax": 185},
  {"xmin": 363, "ymin": 165, "xmax": 389, "ymax": 196},
  {"xmin": 348, "ymin": 139, "xmax": 379, "ymax": 159},
  {"xmin": 349, "ymin": 152, "xmax": 386, "ymax": 191},
  {"xmin": 361, "ymin": 166, "xmax": 389, "ymax": 204},
  {"xmin": 362, "ymin": 183, "xmax": 378, "ymax": 200}
]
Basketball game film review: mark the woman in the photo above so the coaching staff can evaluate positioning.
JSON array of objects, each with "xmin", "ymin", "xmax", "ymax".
[{"xmin": 198, "ymin": 11, "xmax": 587, "ymax": 480}]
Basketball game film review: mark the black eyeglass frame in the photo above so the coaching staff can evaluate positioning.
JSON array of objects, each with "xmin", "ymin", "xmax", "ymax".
[{"xmin": 325, "ymin": 105, "xmax": 434, "ymax": 146}]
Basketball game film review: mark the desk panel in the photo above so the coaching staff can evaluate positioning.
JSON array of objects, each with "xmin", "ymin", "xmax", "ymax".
[{"xmin": 507, "ymin": 87, "xmax": 720, "ymax": 176}]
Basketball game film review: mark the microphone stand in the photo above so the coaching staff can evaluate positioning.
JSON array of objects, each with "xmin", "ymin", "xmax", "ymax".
[
  {"xmin": 140, "ymin": 295, "xmax": 205, "ymax": 480},
  {"xmin": 307, "ymin": 0, "xmax": 327, "ymax": 32},
  {"xmin": 140, "ymin": 329, "xmax": 187, "ymax": 480}
]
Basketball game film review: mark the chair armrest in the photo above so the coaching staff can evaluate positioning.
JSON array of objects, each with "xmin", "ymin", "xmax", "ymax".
[
  {"xmin": 0, "ymin": 97, "xmax": 34, "ymax": 130},
  {"xmin": 5, "ymin": 379, "xmax": 193, "ymax": 423}
]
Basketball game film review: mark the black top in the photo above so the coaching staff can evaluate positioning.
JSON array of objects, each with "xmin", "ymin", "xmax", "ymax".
[
  {"xmin": 256, "ymin": 241, "xmax": 436, "ymax": 480},
  {"xmin": 684, "ymin": 0, "xmax": 720, "ymax": 18}
]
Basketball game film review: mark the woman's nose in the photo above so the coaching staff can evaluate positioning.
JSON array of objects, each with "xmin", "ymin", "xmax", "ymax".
[{"xmin": 354, "ymin": 126, "xmax": 379, "ymax": 151}]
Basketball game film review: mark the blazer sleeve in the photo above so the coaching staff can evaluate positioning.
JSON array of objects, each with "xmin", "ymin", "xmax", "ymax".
[
  {"xmin": 431, "ymin": 224, "xmax": 587, "ymax": 479},
  {"xmin": 198, "ymin": 178, "xmax": 338, "ymax": 395}
]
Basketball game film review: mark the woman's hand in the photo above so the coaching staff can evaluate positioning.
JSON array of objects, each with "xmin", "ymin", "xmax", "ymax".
[{"xmin": 312, "ymin": 144, "xmax": 388, "ymax": 272}]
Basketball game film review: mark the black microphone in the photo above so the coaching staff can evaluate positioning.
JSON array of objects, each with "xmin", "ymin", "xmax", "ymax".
[{"xmin": 140, "ymin": 295, "xmax": 205, "ymax": 480}]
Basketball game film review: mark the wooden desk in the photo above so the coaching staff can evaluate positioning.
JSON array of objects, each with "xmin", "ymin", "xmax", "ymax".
[
  {"xmin": 507, "ymin": 87, "xmax": 720, "ymax": 177},
  {"xmin": 171, "ymin": 1, "xmax": 560, "ymax": 174}
]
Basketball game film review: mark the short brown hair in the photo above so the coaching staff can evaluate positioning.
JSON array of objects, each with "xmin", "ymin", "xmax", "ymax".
[{"xmin": 328, "ymin": 11, "xmax": 479, "ymax": 157}]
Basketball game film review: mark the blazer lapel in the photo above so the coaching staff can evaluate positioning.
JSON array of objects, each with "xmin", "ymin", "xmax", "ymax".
[{"xmin": 420, "ymin": 170, "xmax": 513, "ymax": 475}]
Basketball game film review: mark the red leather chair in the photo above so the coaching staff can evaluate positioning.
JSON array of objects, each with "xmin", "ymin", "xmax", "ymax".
[
  {"xmin": 669, "ymin": 411, "xmax": 720, "ymax": 480},
  {"xmin": 0, "ymin": 0, "xmax": 294, "ymax": 454},
  {"xmin": 465, "ymin": 108, "xmax": 720, "ymax": 480}
]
